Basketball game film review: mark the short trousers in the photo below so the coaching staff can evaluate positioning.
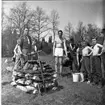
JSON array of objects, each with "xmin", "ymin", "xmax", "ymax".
[{"xmin": 54, "ymin": 48, "xmax": 63, "ymax": 57}]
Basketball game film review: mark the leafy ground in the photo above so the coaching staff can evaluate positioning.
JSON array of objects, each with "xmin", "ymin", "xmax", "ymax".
[{"xmin": 1, "ymin": 55, "xmax": 104, "ymax": 105}]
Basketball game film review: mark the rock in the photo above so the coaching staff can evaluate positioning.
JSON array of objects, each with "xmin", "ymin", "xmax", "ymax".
[
  {"xmin": 33, "ymin": 82, "xmax": 38, "ymax": 87},
  {"xmin": 11, "ymin": 81, "xmax": 17, "ymax": 86},
  {"xmin": 33, "ymin": 65, "xmax": 38, "ymax": 71},
  {"xmin": 6, "ymin": 66, "xmax": 13, "ymax": 71},
  {"xmin": 32, "ymin": 76, "xmax": 40, "ymax": 81},
  {"xmin": 16, "ymin": 78, "xmax": 25, "ymax": 84},
  {"xmin": 53, "ymin": 74, "xmax": 57, "ymax": 78},
  {"xmin": 4, "ymin": 59, "xmax": 8, "ymax": 63},
  {"xmin": 25, "ymin": 80, "xmax": 32, "ymax": 85},
  {"xmin": 33, "ymin": 89, "xmax": 38, "ymax": 94},
  {"xmin": 26, "ymin": 86, "xmax": 35, "ymax": 91},
  {"xmin": 16, "ymin": 85, "xmax": 28, "ymax": 92},
  {"xmin": 52, "ymin": 87, "xmax": 57, "ymax": 91}
]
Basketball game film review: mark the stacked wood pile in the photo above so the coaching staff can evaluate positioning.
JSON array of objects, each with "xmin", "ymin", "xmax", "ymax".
[{"xmin": 11, "ymin": 60, "xmax": 58, "ymax": 95}]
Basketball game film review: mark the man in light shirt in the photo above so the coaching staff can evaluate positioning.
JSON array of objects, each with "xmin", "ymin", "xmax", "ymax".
[
  {"xmin": 99, "ymin": 29, "xmax": 105, "ymax": 79},
  {"xmin": 80, "ymin": 41, "xmax": 92, "ymax": 83},
  {"xmin": 53, "ymin": 30, "xmax": 67, "ymax": 76},
  {"xmin": 91, "ymin": 38, "xmax": 103, "ymax": 87}
]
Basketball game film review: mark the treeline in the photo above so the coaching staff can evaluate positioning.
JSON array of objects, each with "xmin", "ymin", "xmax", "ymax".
[{"xmin": 2, "ymin": 2, "xmax": 101, "ymax": 57}]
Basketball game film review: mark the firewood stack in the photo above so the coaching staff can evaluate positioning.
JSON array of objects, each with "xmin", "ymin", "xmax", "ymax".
[{"xmin": 11, "ymin": 60, "xmax": 58, "ymax": 95}]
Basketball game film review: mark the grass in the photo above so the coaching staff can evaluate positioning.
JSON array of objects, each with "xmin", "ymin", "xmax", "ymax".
[{"xmin": 1, "ymin": 55, "xmax": 103, "ymax": 105}]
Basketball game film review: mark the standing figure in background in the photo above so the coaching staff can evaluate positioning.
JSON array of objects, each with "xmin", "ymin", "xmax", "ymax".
[
  {"xmin": 53, "ymin": 30, "xmax": 67, "ymax": 76},
  {"xmin": 76, "ymin": 43, "xmax": 83, "ymax": 72},
  {"xmin": 80, "ymin": 41, "xmax": 92, "ymax": 83},
  {"xmin": 97, "ymin": 29, "xmax": 105, "ymax": 80},
  {"xmin": 91, "ymin": 38, "xmax": 103, "ymax": 87},
  {"xmin": 68, "ymin": 38, "xmax": 78, "ymax": 72},
  {"xmin": 19, "ymin": 28, "xmax": 32, "ymax": 66},
  {"xmin": 12, "ymin": 39, "xmax": 23, "ymax": 81},
  {"xmin": 13, "ymin": 39, "xmax": 22, "ymax": 70}
]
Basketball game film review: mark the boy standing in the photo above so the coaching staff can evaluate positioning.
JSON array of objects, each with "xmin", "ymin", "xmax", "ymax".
[
  {"xmin": 80, "ymin": 41, "xmax": 92, "ymax": 83},
  {"xmin": 91, "ymin": 38, "xmax": 103, "ymax": 87}
]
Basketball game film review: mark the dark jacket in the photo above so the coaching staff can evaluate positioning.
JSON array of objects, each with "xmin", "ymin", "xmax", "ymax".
[{"xmin": 20, "ymin": 35, "xmax": 32, "ymax": 52}]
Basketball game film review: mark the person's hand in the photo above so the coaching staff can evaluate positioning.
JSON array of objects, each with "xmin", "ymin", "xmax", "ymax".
[
  {"xmin": 65, "ymin": 51, "xmax": 68, "ymax": 57},
  {"xmin": 31, "ymin": 52, "xmax": 34, "ymax": 54},
  {"xmin": 77, "ymin": 62, "xmax": 79, "ymax": 66},
  {"xmin": 53, "ymin": 50, "xmax": 55, "ymax": 56},
  {"xmin": 80, "ymin": 58, "xmax": 83, "ymax": 62}
]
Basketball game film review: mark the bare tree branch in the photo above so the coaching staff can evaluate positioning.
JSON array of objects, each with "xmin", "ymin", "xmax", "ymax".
[
  {"xmin": 64, "ymin": 22, "xmax": 73, "ymax": 39},
  {"xmin": 32, "ymin": 6, "xmax": 50, "ymax": 41},
  {"xmin": 50, "ymin": 10, "xmax": 60, "ymax": 40}
]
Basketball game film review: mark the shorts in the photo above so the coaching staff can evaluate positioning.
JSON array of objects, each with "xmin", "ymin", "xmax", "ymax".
[{"xmin": 54, "ymin": 48, "xmax": 63, "ymax": 57}]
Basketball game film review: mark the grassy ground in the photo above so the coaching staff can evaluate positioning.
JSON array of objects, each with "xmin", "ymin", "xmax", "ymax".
[{"xmin": 1, "ymin": 55, "xmax": 103, "ymax": 105}]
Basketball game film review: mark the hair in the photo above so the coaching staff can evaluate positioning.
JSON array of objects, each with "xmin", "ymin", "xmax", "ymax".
[
  {"xmin": 17, "ymin": 39, "xmax": 21, "ymax": 45},
  {"xmin": 58, "ymin": 30, "xmax": 63, "ymax": 35},
  {"xmin": 101, "ymin": 28, "xmax": 105, "ymax": 33},
  {"xmin": 70, "ymin": 37, "xmax": 74, "ymax": 43},
  {"xmin": 24, "ymin": 28, "xmax": 28, "ymax": 31},
  {"xmin": 92, "ymin": 38, "xmax": 96, "ymax": 41}
]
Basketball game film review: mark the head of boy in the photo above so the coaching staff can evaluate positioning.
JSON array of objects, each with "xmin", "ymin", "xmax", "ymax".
[
  {"xmin": 101, "ymin": 28, "xmax": 105, "ymax": 38},
  {"xmin": 23, "ymin": 28, "xmax": 28, "ymax": 36},
  {"xmin": 82, "ymin": 41, "xmax": 87, "ymax": 47},
  {"xmin": 92, "ymin": 38, "xmax": 97, "ymax": 46},
  {"xmin": 32, "ymin": 41, "xmax": 36, "ymax": 45},
  {"xmin": 70, "ymin": 37, "xmax": 74, "ymax": 44},
  {"xmin": 17, "ymin": 39, "xmax": 21, "ymax": 45},
  {"xmin": 58, "ymin": 30, "xmax": 63, "ymax": 38},
  {"xmin": 101, "ymin": 28, "xmax": 105, "ymax": 34}
]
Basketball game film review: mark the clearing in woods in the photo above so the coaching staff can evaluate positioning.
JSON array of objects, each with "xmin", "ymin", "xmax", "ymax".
[{"xmin": 1, "ymin": 55, "xmax": 102, "ymax": 105}]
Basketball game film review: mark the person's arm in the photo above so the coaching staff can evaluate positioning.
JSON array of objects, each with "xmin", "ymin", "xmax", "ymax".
[
  {"xmin": 97, "ymin": 44, "xmax": 103, "ymax": 56},
  {"xmin": 18, "ymin": 45, "xmax": 22, "ymax": 55},
  {"xmin": 34, "ymin": 45, "xmax": 37, "ymax": 52},
  {"xmin": 87, "ymin": 47, "xmax": 93, "ymax": 56},
  {"xmin": 76, "ymin": 48, "xmax": 79, "ymax": 66},
  {"xmin": 63, "ymin": 39, "xmax": 67, "ymax": 57},
  {"xmin": 53, "ymin": 41, "xmax": 55, "ymax": 56},
  {"xmin": 14, "ymin": 45, "xmax": 18, "ymax": 56},
  {"xmin": 102, "ymin": 40, "xmax": 105, "ymax": 52}
]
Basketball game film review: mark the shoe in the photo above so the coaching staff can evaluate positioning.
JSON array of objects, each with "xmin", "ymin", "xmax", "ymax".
[
  {"xmin": 97, "ymin": 85, "xmax": 102, "ymax": 88},
  {"xmin": 87, "ymin": 81, "xmax": 90, "ymax": 84},
  {"xmin": 52, "ymin": 87, "xmax": 57, "ymax": 90},
  {"xmin": 91, "ymin": 82, "xmax": 96, "ymax": 86}
]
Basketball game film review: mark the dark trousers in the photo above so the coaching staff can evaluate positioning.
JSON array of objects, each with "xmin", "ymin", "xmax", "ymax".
[
  {"xmin": 91, "ymin": 56, "xmax": 102, "ymax": 84},
  {"xmin": 101, "ymin": 53, "xmax": 105, "ymax": 77},
  {"xmin": 77, "ymin": 54, "xmax": 82, "ymax": 72},
  {"xmin": 80, "ymin": 56, "xmax": 91, "ymax": 81}
]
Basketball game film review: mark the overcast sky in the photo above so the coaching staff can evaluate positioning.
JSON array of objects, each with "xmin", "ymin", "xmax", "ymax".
[{"xmin": 2, "ymin": 0, "xmax": 103, "ymax": 30}]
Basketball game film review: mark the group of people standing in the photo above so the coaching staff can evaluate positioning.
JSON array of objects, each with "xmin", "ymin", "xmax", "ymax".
[
  {"xmin": 12, "ymin": 27, "xmax": 105, "ymax": 87},
  {"xmin": 53, "ymin": 29, "xmax": 105, "ymax": 87}
]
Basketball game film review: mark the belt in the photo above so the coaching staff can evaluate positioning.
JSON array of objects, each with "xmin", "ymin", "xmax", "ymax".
[{"xmin": 55, "ymin": 47, "xmax": 63, "ymax": 48}]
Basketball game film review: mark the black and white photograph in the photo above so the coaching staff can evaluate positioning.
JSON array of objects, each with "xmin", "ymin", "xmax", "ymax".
[{"xmin": 1, "ymin": 0, "xmax": 105, "ymax": 105}]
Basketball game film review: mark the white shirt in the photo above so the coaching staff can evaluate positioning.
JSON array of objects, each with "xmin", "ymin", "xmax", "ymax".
[
  {"xmin": 55, "ymin": 36, "xmax": 64, "ymax": 48},
  {"xmin": 92, "ymin": 43, "xmax": 103, "ymax": 56},
  {"xmin": 82, "ymin": 46, "xmax": 92, "ymax": 56},
  {"xmin": 14, "ymin": 44, "xmax": 22, "ymax": 56}
]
